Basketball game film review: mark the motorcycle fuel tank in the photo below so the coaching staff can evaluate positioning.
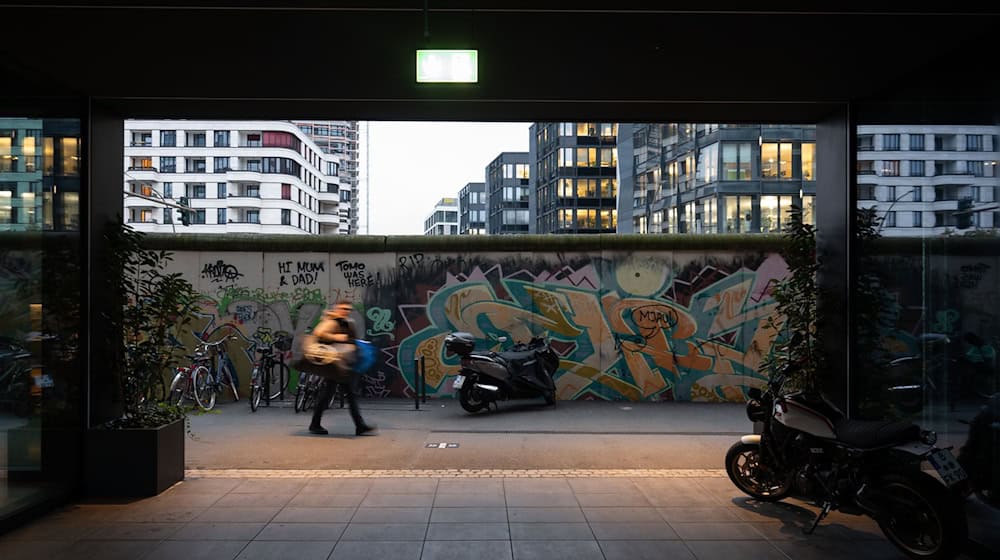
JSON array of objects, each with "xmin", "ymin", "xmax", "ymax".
[{"xmin": 773, "ymin": 398, "xmax": 837, "ymax": 439}]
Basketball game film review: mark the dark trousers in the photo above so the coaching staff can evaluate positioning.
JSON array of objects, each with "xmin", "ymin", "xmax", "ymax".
[{"xmin": 310, "ymin": 377, "xmax": 365, "ymax": 429}]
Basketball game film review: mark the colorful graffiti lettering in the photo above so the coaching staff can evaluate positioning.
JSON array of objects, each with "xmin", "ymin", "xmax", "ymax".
[{"xmin": 394, "ymin": 256, "xmax": 787, "ymax": 403}]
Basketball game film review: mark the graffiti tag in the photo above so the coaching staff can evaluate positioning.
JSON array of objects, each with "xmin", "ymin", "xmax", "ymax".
[
  {"xmin": 201, "ymin": 260, "xmax": 243, "ymax": 283},
  {"xmin": 234, "ymin": 304, "xmax": 256, "ymax": 323},
  {"xmin": 366, "ymin": 307, "xmax": 396, "ymax": 340},
  {"xmin": 278, "ymin": 260, "xmax": 325, "ymax": 287},
  {"xmin": 336, "ymin": 260, "xmax": 381, "ymax": 288},
  {"xmin": 959, "ymin": 262, "xmax": 990, "ymax": 289}
]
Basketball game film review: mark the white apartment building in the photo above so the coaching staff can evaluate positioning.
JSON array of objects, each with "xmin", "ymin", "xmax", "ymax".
[
  {"xmin": 857, "ymin": 125, "xmax": 999, "ymax": 237},
  {"xmin": 123, "ymin": 120, "xmax": 347, "ymax": 235},
  {"xmin": 423, "ymin": 197, "xmax": 459, "ymax": 235},
  {"xmin": 292, "ymin": 120, "xmax": 360, "ymax": 233}
]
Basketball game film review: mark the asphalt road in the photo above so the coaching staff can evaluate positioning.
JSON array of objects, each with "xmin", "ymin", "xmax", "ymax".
[{"xmin": 185, "ymin": 399, "xmax": 752, "ymax": 470}]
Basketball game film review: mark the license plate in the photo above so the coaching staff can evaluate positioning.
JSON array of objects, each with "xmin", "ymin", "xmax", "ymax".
[
  {"xmin": 452, "ymin": 375, "xmax": 465, "ymax": 390},
  {"xmin": 928, "ymin": 448, "xmax": 967, "ymax": 486}
]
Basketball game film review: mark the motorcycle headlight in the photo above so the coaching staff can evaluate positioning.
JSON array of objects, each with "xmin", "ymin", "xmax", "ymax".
[{"xmin": 921, "ymin": 430, "xmax": 938, "ymax": 445}]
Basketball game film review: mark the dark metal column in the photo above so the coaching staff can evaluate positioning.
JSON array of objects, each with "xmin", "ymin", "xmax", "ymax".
[
  {"xmin": 815, "ymin": 106, "xmax": 855, "ymax": 415},
  {"xmin": 87, "ymin": 99, "xmax": 124, "ymax": 427}
]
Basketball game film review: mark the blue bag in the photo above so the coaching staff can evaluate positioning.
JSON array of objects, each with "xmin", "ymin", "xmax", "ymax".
[{"xmin": 354, "ymin": 340, "xmax": 377, "ymax": 373}]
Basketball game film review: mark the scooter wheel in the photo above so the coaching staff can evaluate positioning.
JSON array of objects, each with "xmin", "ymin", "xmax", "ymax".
[
  {"xmin": 544, "ymin": 390, "xmax": 556, "ymax": 406},
  {"xmin": 459, "ymin": 385, "xmax": 488, "ymax": 413}
]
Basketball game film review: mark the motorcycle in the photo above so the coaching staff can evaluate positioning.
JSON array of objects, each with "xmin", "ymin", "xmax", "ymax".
[
  {"xmin": 445, "ymin": 332, "xmax": 559, "ymax": 413},
  {"xmin": 956, "ymin": 392, "xmax": 1000, "ymax": 508},
  {"xmin": 726, "ymin": 368, "xmax": 968, "ymax": 560}
]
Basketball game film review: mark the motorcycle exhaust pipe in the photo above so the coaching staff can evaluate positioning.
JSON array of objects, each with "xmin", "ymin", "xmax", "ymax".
[{"xmin": 474, "ymin": 383, "xmax": 499, "ymax": 392}]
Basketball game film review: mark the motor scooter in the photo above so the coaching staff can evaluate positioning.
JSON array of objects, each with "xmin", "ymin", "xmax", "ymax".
[{"xmin": 446, "ymin": 332, "xmax": 559, "ymax": 413}]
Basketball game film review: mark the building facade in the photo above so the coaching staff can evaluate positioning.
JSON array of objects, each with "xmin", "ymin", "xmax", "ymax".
[
  {"xmin": 856, "ymin": 125, "xmax": 999, "ymax": 236},
  {"xmin": 123, "ymin": 120, "xmax": 344, "ymax": 235},
  {"xmin": 486, "ymin": 152, "xmax": 530, "ymax": 234},
  {"xmin": 458, "ymin": 182, "xmax": 487, "ymax": 235},
  {"xmin": 291, "ymin": 120, "xmax": 360, "ymax": 234},
  {"xmin": 626, "ymin": 124, "xmax": 817, "ymax": 235},
  {"xmin": 0, "ymin": 118, "xmax": 81, "ymax": 232},
  {"xmin": 531, "ymin": 123, "xmax": 619, "ymax": 234},
  {"xmin": 423, "ymin": 197, "xmax": 459, "ymax": 235}
]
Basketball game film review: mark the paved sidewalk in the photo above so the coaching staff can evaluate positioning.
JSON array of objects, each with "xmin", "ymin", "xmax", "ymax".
[
  {"xmin": 2, "ymin": 399, "xmax": 995, "ymax": 559},
  {"xmin": 1, "ymin": 472, "xmax": 917, "ymax": 560}
]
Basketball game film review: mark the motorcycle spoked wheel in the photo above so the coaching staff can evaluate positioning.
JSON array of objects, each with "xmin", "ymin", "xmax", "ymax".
[
  {"xmin": 873, "ymin": 472, "xmax": 967, "ymax": 560},
  {"xmin": 459, "ymin": 383, "xmax": 489, "ymax": 413},
  {"xmin": 725, "ymin": 441, "xmax": 792, "ymax": 502}
]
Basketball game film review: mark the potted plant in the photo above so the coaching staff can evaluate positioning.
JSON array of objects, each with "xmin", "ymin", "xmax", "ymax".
[
  {"xmin": 762, "ymin": 206, "xmax": 825, "ymax": 392},
  {"xmin": 84, "ymin": 219, "xmax": 198, "ymax": 497}
]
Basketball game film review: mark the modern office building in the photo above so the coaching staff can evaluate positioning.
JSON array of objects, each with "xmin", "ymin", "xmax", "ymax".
[
  {"xmin": 458, "ymin": 182, "xmax": 487, "ymax": 235},
  {"xmin": 423, "ymin": 197, "xmax": 459, "ymax": 235},
  {"xmin": 291, "ymin": 120, "xmax": 360, "ymax": 234},
  {"xmin": 531, "ymin": 123, "xmax": 619, "ymax": 234},
  {"xmin": 625, "ymin": 124, "xmax": 817, "ymax": 234},
  {"xmin": 486, "ymin": 152, "xmax": 530, "ymax": 234},
  {"xmin": 856, "ymin": 125, "xmax": 999, "ymax": 236},
  {"xmin": 123, "ymin": 120, "xmax": 345, "ymax": 235},
  {"xmin": 0, "ymin": 118, "xmax": 81, "ymax": 232}
]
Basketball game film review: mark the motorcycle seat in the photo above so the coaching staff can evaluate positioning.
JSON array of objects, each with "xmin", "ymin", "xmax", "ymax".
[
  {"xmin": 834, "ymin": 418, "xmax": 921, "ymax": 449},
  {"xmin": 494, "ymin": 349, "xmax": 538, "ymax": 366}
]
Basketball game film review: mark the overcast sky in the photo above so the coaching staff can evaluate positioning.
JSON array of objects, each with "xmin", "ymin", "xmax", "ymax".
[{"xmin": 357, "ymin": 121, "xmax": 531, "ymax": 235}]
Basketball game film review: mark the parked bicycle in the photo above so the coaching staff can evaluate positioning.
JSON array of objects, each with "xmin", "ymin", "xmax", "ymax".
[
  {"xmin": 249, "ymin": 333, "xmax": 292, "ymax": 412},
  {"xmin": 168, "ymin": 334, "xmax": 240, "ymax": 411},
  {"xmin": 293, "ymin": 370, "xmax": 343, "ymax": 413}
]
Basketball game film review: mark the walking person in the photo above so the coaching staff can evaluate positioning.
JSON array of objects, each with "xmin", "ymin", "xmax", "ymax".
[{"xmin": 307, "ymin": 301, "xmax": 376, "ymax": 436}]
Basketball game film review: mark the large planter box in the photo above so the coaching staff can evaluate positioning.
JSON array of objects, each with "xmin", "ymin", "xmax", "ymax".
[{"xmin": 84, "ymin": 418, "xmax": 184, "ymax": 497}]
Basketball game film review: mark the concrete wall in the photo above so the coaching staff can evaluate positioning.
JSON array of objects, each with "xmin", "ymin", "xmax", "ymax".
[{"xmin": 163, "ymin": 244, "xmax": 791, "ymax": 403}]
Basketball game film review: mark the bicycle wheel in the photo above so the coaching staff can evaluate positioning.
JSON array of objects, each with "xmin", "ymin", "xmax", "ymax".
[
  {"xmin": 223, "ymin": 363, "xmax": 240, "ymax": 401},
  {"xmin": 294, "ymin": 382, "xmax": 307, "ymax": 413},
  {"xmin": 167, "ymin": 370, "xmax": 187, "ymax": 406},
  {"xmin": 192, "ymin": 365, "xmax": 216, "ymax": 411},
  {"xmin": 249, "ymin": 365, "xmax": 262, "ymax": 412},
  {"xmin": 267, "ymin": 361, "xmax": 288, "ymax": 401}
]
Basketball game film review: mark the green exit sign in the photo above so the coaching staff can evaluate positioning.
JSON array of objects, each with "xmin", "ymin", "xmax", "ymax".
[{"xmin": 416, "ymin": 49, "xmax": 478, "ymax": 83}]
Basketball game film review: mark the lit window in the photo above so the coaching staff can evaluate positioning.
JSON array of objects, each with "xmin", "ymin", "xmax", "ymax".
[{"xmin": 801, "ymin": 143, "xmax": 815, "ymax": 181}]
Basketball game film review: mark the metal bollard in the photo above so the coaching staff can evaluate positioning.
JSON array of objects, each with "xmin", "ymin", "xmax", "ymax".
[
  {"xmin": 414, "ymin": 358, "xmax": 420, "ymax": 410},
  {"xmin": 420, "ymin": 355, "xmax": 427, "ymax": 403}
]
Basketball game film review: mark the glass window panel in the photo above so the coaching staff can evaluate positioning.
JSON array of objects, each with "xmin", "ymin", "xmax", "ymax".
[
  {"xmin": 761, "ymin": 195, "xmax": 779, "ymax": 232},
  {"xmin": 761, "ymin": 143, "xmax": 779, "ymax": 178},
  {"xmin": 802, "ymin": 142, "xmax": 815, "ymax": 180}
]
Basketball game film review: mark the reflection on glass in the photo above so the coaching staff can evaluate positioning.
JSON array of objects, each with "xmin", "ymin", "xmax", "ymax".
[
  {"xmin": 0, "ymin": 117, "xmax": 82, "ymax": 523},
  {"xmin": 855, "ymin": 122, "xmax": 1000, "ymax": 551}
]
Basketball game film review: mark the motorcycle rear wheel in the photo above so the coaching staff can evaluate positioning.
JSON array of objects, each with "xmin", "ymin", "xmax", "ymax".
[
  {"xmin": 725, "ymin": 441, "xmax": 792, "ymax": 502},
  {"xmin": 874, "ymin": 472, "xmax": 966, "ymax": 560},
  {"xmin": 459, "ymin": 384, "xmax": 488, "ymax": 413}
]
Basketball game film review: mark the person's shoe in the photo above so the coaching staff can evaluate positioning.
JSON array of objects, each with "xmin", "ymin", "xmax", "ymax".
[
  {"xmin": 308, "ymin": 425, "xmax": 328, "ymax": 435},
  {"xmin": 355, "ymin": 424, "xmax": 377, "ymax": 436}
]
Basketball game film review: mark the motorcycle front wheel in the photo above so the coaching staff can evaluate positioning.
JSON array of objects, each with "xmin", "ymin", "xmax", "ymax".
[
  {"xmin": 459, "ymin": 384, "xmax": 488, "ymax": 413},
  {"xmin": 874, "ymin": 472, "xmax": 966, "ymax": 560},
  {"xmin": 725, "ymin": 441, "xmax": 792, "ymax": 502}
]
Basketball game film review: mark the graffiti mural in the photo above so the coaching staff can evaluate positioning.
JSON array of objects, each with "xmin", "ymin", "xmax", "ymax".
[
  {"xmin": 160, "ymin": 249, "xmax": 797, "ymax": 402},
  {"xmin": 389, "ymin": 252, "xmax": 787, "ymax": 403}
]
